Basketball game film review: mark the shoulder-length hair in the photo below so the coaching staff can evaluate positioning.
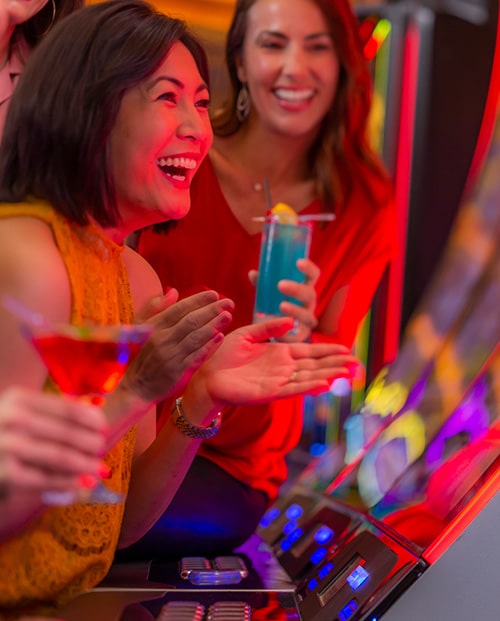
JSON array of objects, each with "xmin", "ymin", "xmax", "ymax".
[
  {"xmin": 0, "ymin": 0, "xmax": 210, "ymax": 227},
  {"xmin": 211, "ymin": 0, "xmax": 392, "ymax": 212}
]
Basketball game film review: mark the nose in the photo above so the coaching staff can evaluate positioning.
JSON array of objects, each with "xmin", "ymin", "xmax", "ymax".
[
  {"xmin": 282, "ymin": 44, "xmax": 309, "ymax": 78},
  {"xmin": 176, "ymin": 103, "xmax": 208, "ymax": 142}
]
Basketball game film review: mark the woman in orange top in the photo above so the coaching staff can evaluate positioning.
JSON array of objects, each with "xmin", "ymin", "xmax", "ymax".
[{"xmin": 0, "ymin": 1, "xmax": 355, "ymax": 615}]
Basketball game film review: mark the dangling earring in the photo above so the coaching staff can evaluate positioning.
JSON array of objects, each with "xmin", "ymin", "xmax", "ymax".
[
  {"xmin": 236, "ymin": 84, "xmax": 251, "ymax": 122},
  {"xmin": 42, "ymin": 0, "xmax": 57, "ymax": 36}
]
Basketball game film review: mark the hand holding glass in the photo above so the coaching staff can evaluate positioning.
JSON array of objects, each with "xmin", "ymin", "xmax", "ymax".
[
  {"xmin": 253, "ymin": 211, "xmax": 334, "ymax": 327},
  {"xmin": 3, "ymin": 297, "xmax": 152, "ymax": 505}
]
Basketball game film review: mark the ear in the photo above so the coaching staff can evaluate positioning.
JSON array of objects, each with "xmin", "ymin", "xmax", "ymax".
[
  {"xmin": 7, "ymin": 0, "xmax": 50, "ymax": 26},
  {"xmin": 235, "ymin": 54, "xmax": 247, "ymax": 85}
]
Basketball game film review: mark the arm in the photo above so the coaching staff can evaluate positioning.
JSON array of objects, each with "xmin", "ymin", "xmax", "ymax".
[
  {"xmin": 0, "ymin": 218, "xmax": 100, "ymax": 538},
  {"xmin": 117, "ymin": 318, "xmax": 358, "ymax": 546}
]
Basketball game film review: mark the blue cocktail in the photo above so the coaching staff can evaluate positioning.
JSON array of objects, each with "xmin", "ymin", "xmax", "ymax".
[{"xmin": 253, "ymin": 219, "xmax": 312, "ymax": 323}]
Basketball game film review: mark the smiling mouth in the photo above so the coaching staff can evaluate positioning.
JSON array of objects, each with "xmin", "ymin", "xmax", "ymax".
[
  {"xmin": 274, "ymin": 88, "xmax": 315, "ymax": 103},
  {"xmin": 157, "ymin": 156, "xmax": 197, "ymax": 182}
]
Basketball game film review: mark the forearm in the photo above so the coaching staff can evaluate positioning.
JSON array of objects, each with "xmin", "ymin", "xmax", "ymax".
[
  {"xmin": 117, "ymin": 380, "xmax": 220, "ymax": 548},
  {"xmin": 103, "ymin": 383, "xmax": 153, "ymax": 450}
]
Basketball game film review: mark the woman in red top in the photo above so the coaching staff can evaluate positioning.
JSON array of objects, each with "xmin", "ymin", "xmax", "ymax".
[{"xmin": 128, "ymin": 0, "xmax": 397, "ymax": 560}]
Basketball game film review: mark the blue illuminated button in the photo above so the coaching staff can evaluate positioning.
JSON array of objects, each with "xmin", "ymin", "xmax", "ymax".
[
  {"xmin": 286, "ymin": 503, "xmax": 304, "ymax": 520},
  {"xmin": 310, "ymin": 547, "xmax": 327, "ymax": 565},
  {"xmin": 259, "ymin": 506, "xmax": 280, "ymax": 528},
  {"xmin": 307, "ymin": 577, "xmax": 318, "ymax": 591},
  {"xmin": 318, "ymin": 561, "xmax": 334, "ymax": 580},
  {"xmin": 347, "ymin": 565, "xmax": 369, "ymax": 590},
  {"xmin": 339, "ymin": 599, "xmax": 358, "ymax": 621},
  {"xmin": 282, "ymin": 520, "xmax": 298, "ymax": 536},
  {"xmin": 314, "ymin": 525, "xmax": 334, "ymax": 545}
]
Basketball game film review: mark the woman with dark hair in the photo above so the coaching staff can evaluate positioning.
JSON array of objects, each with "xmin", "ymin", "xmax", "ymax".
[
  {"xmin": 0, "ymin": 0, "xmax": 355, "ymax": 614},
  {"xmin": 0, "ymin": 0, "xmax": 83, "ymax": 138},
  {"xmin": 135, "ymin": 0, "xmax": 397, "ymax": 559}
]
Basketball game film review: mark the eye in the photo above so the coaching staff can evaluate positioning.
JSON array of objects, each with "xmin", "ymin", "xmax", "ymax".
[
  {"xmin": 258, "ymin": 35, "xmax": 286, "ymax": 50},
  {"xmin": 157, "ymin": 91, "xmax": 177, "ymax": 103},
  {"xmin": 307, "ymin": 37, "xmax": 334, "ymax": 53},
  {"xmin": 261, "ymin": 40, "xmax": 284, "ymax": 50},
  {"xmin": 196, "ymin": 97, "xmax": 211, "ymax": 110}
]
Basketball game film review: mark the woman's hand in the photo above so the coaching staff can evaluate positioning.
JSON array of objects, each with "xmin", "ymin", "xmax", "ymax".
[
  {"xmin": 0, "ymin": 387, "xmax": 107, "ymax": 499},
  {"xmin": 122, "ymin": 289, "xmax": 235, "ymax": 403},
  {"xmin": 250, "ymin": 257, "xmax": 319, "ymax": 342},
  {"xmin": 186, "ymin": 317, "xmax": 359, "ymax": 412}
]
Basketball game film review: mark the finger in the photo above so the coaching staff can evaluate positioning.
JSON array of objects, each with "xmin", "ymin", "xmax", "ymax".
[
  {"xmin": 4, "ymin": 397, "xmax": 107, "ymax": 455},
  {"xmin": 296, "ymin": 258, "xmax": 320, "ymax": 285},
  {"xmin": 237, "ymin": 317, "xmax": 296, "ymax": 342},
  {"xmin": 3, "ymin": 387, "xmax": 107, "ymax": 433},
  {"xmin": 151, "ymin": 291, "xmax": 233, "ymax": 329},
  {"xmin": 279, "ymin": 299, "xmax": 317, "ymax": 328},
  {"xmin": 288, "ymin": 342, "xmax": 354, "ymax": 359},
  {"xmin": 248, "ymin": 269, "xmax": 258, "ymax": 288},
  {"xmin": 135, "ymin": 288, "xmax": 179, "ymax": 321},
  {"xmin": 0, "ymin": 459, "xmax": 82, "ymax": 493},
  {"xmin": 0, "ymin": 432, "xmax": 104, "ymax": 476}
]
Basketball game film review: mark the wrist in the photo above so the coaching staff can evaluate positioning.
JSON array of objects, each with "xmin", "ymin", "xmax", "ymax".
[{"xmin": 171, "ymin": 396, "xmax": 222, "ymax": 440}]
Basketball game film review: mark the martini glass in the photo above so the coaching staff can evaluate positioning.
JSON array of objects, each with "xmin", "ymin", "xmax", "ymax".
[{"xmin": 3, "ymin": 297, "xmax": 152, "ymax": 505}]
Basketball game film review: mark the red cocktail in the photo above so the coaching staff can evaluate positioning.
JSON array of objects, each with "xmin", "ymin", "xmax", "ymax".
[{"xmin": 26, "ymin": 320, "xmax": 153, "ymax": 504}]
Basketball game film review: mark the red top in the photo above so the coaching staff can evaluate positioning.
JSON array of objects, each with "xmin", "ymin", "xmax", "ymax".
[{"xmin": 138, "ymin": 156, "xmax": 397, "ymax": 501}]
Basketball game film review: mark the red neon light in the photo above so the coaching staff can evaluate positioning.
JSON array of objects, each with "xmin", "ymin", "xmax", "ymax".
[
  {"xmin": 381, "ymin": 22, "xmax": 420, "ymax": 364},
  {"xmin": 463, "ymin": 5, "xmax": 500, "ymax": 198}
]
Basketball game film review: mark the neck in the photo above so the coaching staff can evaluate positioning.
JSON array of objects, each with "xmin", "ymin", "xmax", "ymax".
[{"xmin": 220, "ymin": 121, "xmax": 315, "ymax": 188}]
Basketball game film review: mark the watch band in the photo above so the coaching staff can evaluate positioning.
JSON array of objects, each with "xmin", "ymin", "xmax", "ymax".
[{"xmin": 172, "ymin": 397, "xmax": 222, "ymax": 439}]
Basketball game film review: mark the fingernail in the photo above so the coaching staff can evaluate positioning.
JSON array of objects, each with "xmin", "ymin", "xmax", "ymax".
[
  {"xmin": 98, "ymin": 462, "xmax": 112, "ymax": 479},
  {"xmin": 79, "ymin": 474, "xmax": 98, "ymax": 489}
]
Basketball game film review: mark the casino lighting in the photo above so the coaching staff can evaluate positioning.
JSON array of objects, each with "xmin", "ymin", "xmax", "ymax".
[{"xmin": 360, "ymin": 18, "xmax": 392, "ymax": 61}]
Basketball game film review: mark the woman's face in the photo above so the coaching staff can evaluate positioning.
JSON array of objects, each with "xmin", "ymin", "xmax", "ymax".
[
  {"xmin": 110, "ymin": 41, "xmax": 213, "ymax": 230},
  {"xmin": 237, "ymin": 0, "xmax": 339, "ymax": 139}
]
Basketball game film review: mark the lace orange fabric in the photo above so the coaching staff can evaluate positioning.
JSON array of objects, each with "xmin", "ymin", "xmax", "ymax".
[{"xmin": 0, "ymin": 199, "xmax": 137, "ymax": 616}]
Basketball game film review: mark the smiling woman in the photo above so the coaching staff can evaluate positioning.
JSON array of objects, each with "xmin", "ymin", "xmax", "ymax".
[
  {"xmin": 0, "ymin": 0, "xmax": 354, "ymax": 614},
  {"xmin": 134, "ymin": 0, "xmax": 397, "ymax": 561}
]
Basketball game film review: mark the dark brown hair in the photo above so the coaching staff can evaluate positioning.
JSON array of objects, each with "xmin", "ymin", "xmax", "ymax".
[
  {"xmin": 17, "ymin": 0, "xmax": 84, "ymax": 48},
  {"xmin": 0, "ymin": 0, "xmax": 210, "ymax": 227},
  {"xmin": 211, "ymin": 0, "xmax": 392, "ymax": 212}
]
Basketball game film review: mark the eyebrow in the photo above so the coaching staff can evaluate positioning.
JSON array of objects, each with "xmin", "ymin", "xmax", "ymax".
[
  {"xmin": 259, "ymin": 30, "xmax": 331, "ymax": 41},
  {"xmin": 146, "ymin": 76, "xmax": 209, "ymax": 93}
]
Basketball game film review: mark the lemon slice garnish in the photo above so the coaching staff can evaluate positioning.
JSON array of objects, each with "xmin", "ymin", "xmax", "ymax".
[{"xmin": 270, "ymin": 202, "xmax": 298, "ymax": 225}]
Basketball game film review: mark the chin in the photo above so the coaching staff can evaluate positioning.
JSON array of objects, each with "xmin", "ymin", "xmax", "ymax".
[{"xmin": 162, "ymin": 201, "xmax": 191, "ymax": 221}]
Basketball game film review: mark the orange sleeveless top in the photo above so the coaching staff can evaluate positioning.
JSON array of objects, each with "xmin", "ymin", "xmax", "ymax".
[{"xmin": 0, "ymin": 200, "xmax": 137, "ymax": 617}]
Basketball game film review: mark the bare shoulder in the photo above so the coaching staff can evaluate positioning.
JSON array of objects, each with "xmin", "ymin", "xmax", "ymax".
[
  {"xmin": 0, "ymin": 216, "xmax": 71, "ymax": 322},
  {"xmin": 122, "ymin": 245, "xmax": 163, "ymax": 312}
]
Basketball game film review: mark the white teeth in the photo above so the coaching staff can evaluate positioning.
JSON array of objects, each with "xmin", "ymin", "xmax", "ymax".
[
  {"xmin": 157, "ymin": 156, "xmax": 197, "ymax": 169},
  {"xmin": 274, "ymin": 88, "xmax": 315, "ymax": 102}
]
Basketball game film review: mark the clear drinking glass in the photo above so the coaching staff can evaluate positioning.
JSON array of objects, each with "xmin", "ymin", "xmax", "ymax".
[
  {"xmin": 4, "ymin": 297, "xmax": 152, "ymax": 505},
  {"xmin": 253, "ymin": 216, "xmax": 313, "ymax": 324}
]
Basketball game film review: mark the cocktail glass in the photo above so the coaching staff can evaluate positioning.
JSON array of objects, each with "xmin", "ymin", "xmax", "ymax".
[{"xmin": 3, "ymin": 297, "xmax": 152, "ymax": 505}]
